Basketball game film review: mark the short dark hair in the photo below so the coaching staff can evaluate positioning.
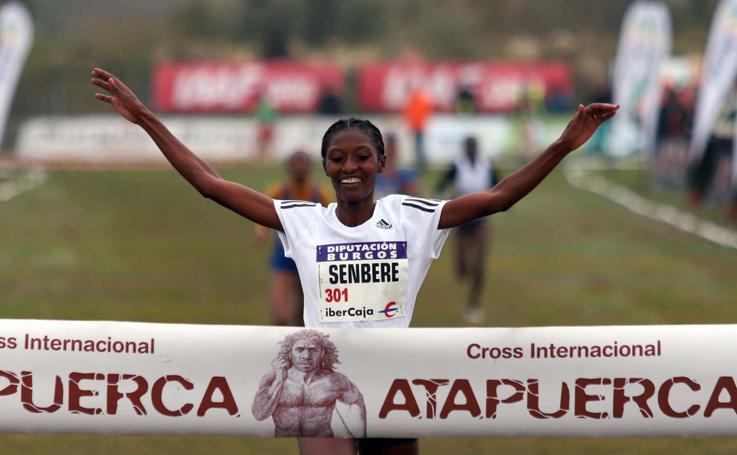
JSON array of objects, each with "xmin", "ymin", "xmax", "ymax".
[
  {"xmin": 321, "ymin": 118, "xmax": 385, "ymax": 158},
  {"xmin": 464, "ymin": 136, "xmax": 477, "ymax": 151}
]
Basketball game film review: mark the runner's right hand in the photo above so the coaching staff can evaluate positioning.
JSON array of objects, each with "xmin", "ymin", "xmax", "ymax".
[{"xmin": 91, "ymin": 67, "xmax": 148, "ymax": 125}]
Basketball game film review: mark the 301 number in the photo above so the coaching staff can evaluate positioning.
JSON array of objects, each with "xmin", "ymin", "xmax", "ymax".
[{"xmin": 324, "ymin": 288, "xmax": 349, "ymax": 303}]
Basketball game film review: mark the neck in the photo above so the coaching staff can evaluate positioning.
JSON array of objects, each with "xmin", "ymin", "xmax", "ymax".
[
  {"xmin": 336, "ymin": 195, "xmax": 376, "ymax": 227},
  {"xmin": 289, "ymin": 367, "xmax": 317, "ymax": 384}
]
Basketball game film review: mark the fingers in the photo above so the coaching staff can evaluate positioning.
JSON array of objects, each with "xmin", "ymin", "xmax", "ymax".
[
  {"xmin": 107, "ymin": 77, "xmax": 120, "ymax": 94},
  {"xmin": 90, "ymin": 77, "xmax": 111, "ymax": 92},
  {"xmin": 586, "ymin": 103, "xmax": 620, "ymax": 114},
  {"xmin": 91, "ymin": 67, "xmax": 114, "ymax": 80},
  {"xmin": 95, "ymin": 93, "xmax": 113, "ymax": 104},
  {"xmin": 90, "ymin": 68, "xmax": 126, "ymax": 96}
]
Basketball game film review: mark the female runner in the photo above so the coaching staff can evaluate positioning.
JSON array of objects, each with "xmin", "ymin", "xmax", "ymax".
[{"xmin": 91, "ymin": 67, "xmax": 618, "ymax": 455}]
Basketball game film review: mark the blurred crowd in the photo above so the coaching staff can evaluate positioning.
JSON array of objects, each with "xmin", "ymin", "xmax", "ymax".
[{"xmin": 651, "ymin": 82, "xmax": 737, "ymax": 221}]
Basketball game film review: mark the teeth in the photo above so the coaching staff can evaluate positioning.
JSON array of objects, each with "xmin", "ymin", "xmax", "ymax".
[{"xmin": 341, "ymin": 178, "xmax": 361, "ymax": 184}]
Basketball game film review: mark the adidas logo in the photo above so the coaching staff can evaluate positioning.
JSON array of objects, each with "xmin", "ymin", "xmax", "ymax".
[{"xmin": 376, "ymin": 219, "xmax": 392, "ymax": 229}]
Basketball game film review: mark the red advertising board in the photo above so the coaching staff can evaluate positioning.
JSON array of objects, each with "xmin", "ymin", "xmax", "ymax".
[
  {"xmin": 153, "ymin": 61, "xmax": 345, "ymax": 113},
  {"xmin": 358, "ymin": 61, "xmax": 572, "ymax": 113}
]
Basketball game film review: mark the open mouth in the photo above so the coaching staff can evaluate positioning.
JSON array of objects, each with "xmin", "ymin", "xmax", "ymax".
[{"xmin": 340, "ymin": 177, "xmax": 362, "ymax": 184}]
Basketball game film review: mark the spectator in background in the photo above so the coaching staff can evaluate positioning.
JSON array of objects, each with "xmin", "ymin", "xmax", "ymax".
[
  {"xmin": 730, "ymin": 185, "xmax": 737, "ymax": 223},
  {"xmin": 256, "ymin": 151, "xmax": 330, "ymax": 326},
  {"xmin": 655, "ymin": 86, "xmax": 692, "ymax": 183},
  {"xmin": 686, "ymin": 94, "xmax": 735, "ymax": 208},
  {"xmin": 544, "ymin": 86, "xmax": 572, "ymax": 114},
  {"xmin": 436, "ymin": 136, "xmax": 500, "ymax": 324},
  {"xmin": 586, "ymin": 83, "xmax": 613, "ymax": 153},
  {"xmin": 403, "ymin": 86, "xmax": 432, "ymax": 173},
  {"xmin": 517, "ymin": 82, "xmax": 545, "ymax": 160},
  {"xmin": 318, "ymin": 88, "xmax": 343, "ymax": 116},
  {"xmin": 256, "ymin": 91, "xmax": 279, "ymax": 159},
  {"xmin": 588, "ymin": 84, "xmax": 612, "ymax": 104},
  {"xmin": 375, "ymin": 133, "xmax": 419, "ymax": 199},
  {"xmin": 456, "ymin": 82, "xmax": 476, "ymax": 115}
]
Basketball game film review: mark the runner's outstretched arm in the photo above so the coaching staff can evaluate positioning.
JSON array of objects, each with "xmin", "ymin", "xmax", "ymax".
[
  {"xmin": 90, "ymin": 67, "xmax": 282, "ymax": 231},
  {"xmin": 438, "ymin": 103, "xmax": 618, "ymax": 229}
]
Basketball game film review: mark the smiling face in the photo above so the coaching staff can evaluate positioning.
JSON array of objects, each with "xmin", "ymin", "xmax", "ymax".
[
  {"xmin": 290, "ymin": 338, "xmax": 322, "ymax": 373},
  {"xmin": 323, "ymin": 128, "xmax": 386, "ymax": 204}
]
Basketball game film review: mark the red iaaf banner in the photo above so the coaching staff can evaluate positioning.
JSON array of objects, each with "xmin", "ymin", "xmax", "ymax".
[
  {"xmin": 152, "ymin": 61, "xmax": 345, "ymax": 113},
  {"xmin": 0, "ymin": 320, "xmax": 736, "ymax": 437},
  {"xmin": 358, "ymin": 61, "xmax": 571, "ymax": 113}
]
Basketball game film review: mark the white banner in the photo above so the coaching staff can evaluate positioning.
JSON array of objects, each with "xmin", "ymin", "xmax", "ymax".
[
  {"xmin": 690, "ymin": 0, "xmax": 737, "ymax": 164},
  {"xmin": 14, "ymin": 115, "xmax": 520, "ymax": 166},
  {"xmin": 0, "ymin": 2, "xmax": 32, "ymax": 147},
  {"xmin": 607, "ymin": 1, "xmax": 671, "ymax": 157},
  {"xmin": 1, "ymin": 319, "xmax": 737, "ymax": 437}
]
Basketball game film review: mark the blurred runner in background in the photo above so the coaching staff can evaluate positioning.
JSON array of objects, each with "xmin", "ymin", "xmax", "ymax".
[
  {"xmin": 256, "ymin": 151, "xmax": 330, "ymax": 325},
  {"xmin": 436, "ymin": 136, "xmax": 499, "ymax": 324},
  {"xmin": 374, "ymin": 133, "xmax": 419, "ymax": 199}
]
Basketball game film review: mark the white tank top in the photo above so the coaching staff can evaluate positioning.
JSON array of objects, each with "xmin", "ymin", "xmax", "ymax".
[
  {"xmin": 454, "ymin": 157, "xmax": 491, "ymax": 196},
  {"xmin": 274, "ymin": 195, "xmax": 450, "ymax": 329}
]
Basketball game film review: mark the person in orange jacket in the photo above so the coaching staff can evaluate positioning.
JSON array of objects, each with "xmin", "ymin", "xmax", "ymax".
[{"xmin": 403, "ymin": 87, "xmax": 432, "ymax": 173}]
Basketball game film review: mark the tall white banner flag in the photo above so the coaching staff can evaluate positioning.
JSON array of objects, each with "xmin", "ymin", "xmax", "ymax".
[
  {"xmin": 733, "ymin": 102, "xmax": 737, "ymax": 184},
  {"xmin": 690, "ymin": 0, "xmax": 737, "ymax": 164},
  {"xmin": 606, "ymin": 1, "xmax": 671, "ymax": 158},
  {"xmin": 0, "ymin": 2, "xmax": 32, "ymax": 148}
]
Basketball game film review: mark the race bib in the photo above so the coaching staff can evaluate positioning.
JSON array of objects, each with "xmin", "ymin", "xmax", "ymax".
[{"xmin": 317, "ymin": 241, "xmax": 408, "ymax": 323}]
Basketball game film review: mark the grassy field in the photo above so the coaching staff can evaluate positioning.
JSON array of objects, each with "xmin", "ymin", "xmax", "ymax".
[{"xmin": 2, "ymin": 164, "xmax": 737, "ymax": 454}]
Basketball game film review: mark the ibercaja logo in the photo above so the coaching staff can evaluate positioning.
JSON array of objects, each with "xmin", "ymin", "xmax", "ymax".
[{"xmin": 378, "ymin": 301, "xmax": 398, "ymax": 318}]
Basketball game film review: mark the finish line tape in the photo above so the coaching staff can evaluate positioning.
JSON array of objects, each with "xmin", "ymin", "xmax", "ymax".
[{"xmin": 0, "ymin": 319, "xmax": 736, "ymax": 437}]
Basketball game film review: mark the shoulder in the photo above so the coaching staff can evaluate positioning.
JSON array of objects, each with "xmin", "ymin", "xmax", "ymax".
[
  {"xmin": 326, "ymin": 371, "xmax": 353, "ymax": 390},
  {"xmin": 276, "ymin": 199, "xmax": 323, "ymax": 211},
  {"xmin": 274, "ymin": 199, "xmax": 326, "ymax": 225},
  {"xmin": 399, "ymin": 196, "xmax": 444, "ymax": 214}
]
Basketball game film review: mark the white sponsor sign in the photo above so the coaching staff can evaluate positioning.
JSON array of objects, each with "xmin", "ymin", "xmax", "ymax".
[
  {"xmin": 0, "ymin": 2, "xmax": 32, "ymax": 146},
  {"xmin": 15, "ymin": 115, "xmax": 518, "ymax": 166},
  {"xmin": 1, "ymin": 319, "xmax": 737, "ymax": 437},
  {"xmin": 607, "ymin": 1, "xmax": 671, "ymax": 157},
  {"xmin": 690, "ymin": 0, "xmax": 737, "ymax": 164}
]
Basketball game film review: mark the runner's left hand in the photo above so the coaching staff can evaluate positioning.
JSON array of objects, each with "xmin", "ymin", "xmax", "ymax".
[{"xmin": 558, "ymin": 103, "xmax": 619, "ymax": 152}]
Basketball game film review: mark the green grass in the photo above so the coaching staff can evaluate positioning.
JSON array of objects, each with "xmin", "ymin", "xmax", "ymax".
[
  {"xmin": 1, "ymin": 165, "xmax": 737, "ymax": 454},
  {"xmin": 601, "ymin": 168, "xmax": 737, "ymax": 229}
]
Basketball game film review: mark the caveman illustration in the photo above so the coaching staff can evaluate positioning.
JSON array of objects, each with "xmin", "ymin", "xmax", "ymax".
[{"xmin": 252, "ymin": 330, "xmax": 367, "ymax": 437}]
